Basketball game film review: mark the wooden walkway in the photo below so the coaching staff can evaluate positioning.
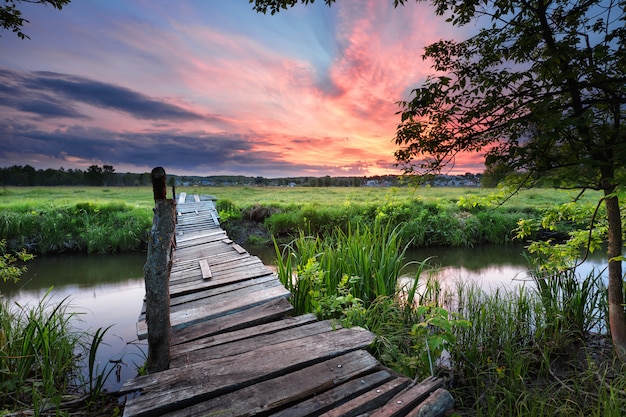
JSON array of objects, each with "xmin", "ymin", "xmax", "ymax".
[{"xmin": 120, "ymin": 193, "xmax": 453, "ymax": 417}]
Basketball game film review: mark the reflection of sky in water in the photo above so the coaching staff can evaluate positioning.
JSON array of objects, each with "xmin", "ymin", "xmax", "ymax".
[
  {"xmin": 1, "ymin": 255, "xmax": 147, "ymax": 393},
  {"xmin": 1, "ymin": 247, "xmax": 620, "ymax": 393}
]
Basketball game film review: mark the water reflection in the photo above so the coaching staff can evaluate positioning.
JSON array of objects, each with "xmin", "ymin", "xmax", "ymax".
[
  {"xmin": 0, "ymin": 252, "xmax": 148, "ymax": 393},
  {"xmin": 0, "ymin": 245, "xmax": 615, "ymax": 393}
]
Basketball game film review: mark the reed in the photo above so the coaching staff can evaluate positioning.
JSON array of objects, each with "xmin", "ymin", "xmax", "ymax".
[
  {"xmin": 0, "ymin": 202, "xmax": 152, "ymax": 254},
  {"xmin": 275, "ymin": 220, "xmax": 624, "ymax": 416},
  {"xmin": 0, "ymin": 291, "xmax": 121, "ymax": 414},
  {"xmin": 449, "ymin": 269, "xmax": 624, "ymax": 416}
]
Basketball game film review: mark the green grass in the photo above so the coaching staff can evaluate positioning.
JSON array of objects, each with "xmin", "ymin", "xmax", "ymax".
[
  {"xmin": 0, "ymin": 291, "xmax": 119, "ymax": 414},
  {"xmin": 273, "ymin": 218, "xmax": 624, "ymax": 416}
]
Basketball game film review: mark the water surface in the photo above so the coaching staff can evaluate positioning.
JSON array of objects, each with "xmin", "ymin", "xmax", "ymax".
[{"xmin": 0, "ymin": 244, "xmax": 614, "ymax": 392}]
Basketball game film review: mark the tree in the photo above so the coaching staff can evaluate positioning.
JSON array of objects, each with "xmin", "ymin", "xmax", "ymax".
[
  {"xmin": 85, "ymin": 164, "xmax": 104, "ymax": 186},
  {"xmin": 393, "ymin": 0, "xmax": 626, "ymax": 361},
  {"xmin": 253, "ymin": 0, "xmax": 626, "ymax": 360},
  {"xmin": 1, "ymin": 0, "xmax": 70, "ymax": 39},
  {"xmin": 250, "ymin": 0, "xmax": 411, "ymax": 14}
]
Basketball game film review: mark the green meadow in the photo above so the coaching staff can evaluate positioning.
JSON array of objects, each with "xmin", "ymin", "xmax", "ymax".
[
  {"xmin": 1, "ymin": 185, "xmax": 622, "ymax": 416},
  {"xmin": 0, "ymin": 185, "xmax": 600, "ymax": 253}
]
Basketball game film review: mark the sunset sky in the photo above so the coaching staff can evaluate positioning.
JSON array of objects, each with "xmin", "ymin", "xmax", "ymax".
[{"xmin": 0, "ymin": 0, "xmax": 484, "ymax": 178}]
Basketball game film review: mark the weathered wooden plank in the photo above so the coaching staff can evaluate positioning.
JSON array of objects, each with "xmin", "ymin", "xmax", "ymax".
[
  {"xmin": 169, "ymin": 283, "xmax": 290, "ymax": 327},
  {"xmin": 318, "ymin": 377, "xmax": 412, "ymax": 417},
  {"xmin": 168, "ymin": 279, "xmax": 284, "ymax": 315},
  {"xmin": 177, "ymin": 192, "xmax": 186, "ymax": 204},
  {"xmin": 171, "ymin": 313, "xmax": 317, "ymax": 356},
  {"xmin": 121, "ymin": 327, "xmax": 376, "ymax": 416},
  {"xmin": 232, "ymin": 243, "xmax": 247, "ymax": 254},
  {"xmin": 405, "ymin": 388, "xmax": 454, "ymax": 417},
  {"xmin": 168, "ymin": 269, "xmax": 275, "ymax": 298},
  {"xmin": 269, "ymin": 369, "xmax": 396, "ymax": 417},
  {"xmin": 366, "ymin": 377, "xmax": 444, "ymax": 417},
  {"xmin": 137, "ymin": 283, "xmax": 290, "ymax": 338},
  {"xmin": 169, "ymin": 257, "xmax": 265, "ymax": 286},
  {"xmin": 171, "ymin": 251, "xmax": 249, "ymax": 272},
  {"xmin": 171, "ymin": 320, "xmax": 339, "ymax": 367},
  {"xmin": 169, "ymin": 264, "xmax": 274, "ymax": 295},
  {"xmin": 171, "ymin": 297, "xmax": 294, "ymax": 345},
  {"xmin": 174, "ymin": 231, "xmax": 227, "ymax": 248},
  {"xmin": 139, "ymin": 275, "xmax": 278, "ymax": 316},
  {"xmin": 193, "ymin": 194, "xmax": 200, "ymax": 202},
  {"xmin": 161, "ymin": 351, "xmax": 383, "ymax": 417},
  {"xmin": 198, "ymin": 259, "xmax": 212, "ymax": 280},
  {"xmin": 168, "ymin": 275, "xmax": 278, "ymax": 309}
]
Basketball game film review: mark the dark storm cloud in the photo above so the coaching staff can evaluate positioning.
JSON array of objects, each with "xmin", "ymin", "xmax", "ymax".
[
  {"xmin": 0, "ymin": 68, "xmax": 204, "ymax": 121},
  {"xmin": 0, "ymin": 121, "xmax": 315, "ymax": 176}
]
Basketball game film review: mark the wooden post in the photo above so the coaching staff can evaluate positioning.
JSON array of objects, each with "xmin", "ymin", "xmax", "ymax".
[
  {"xmin": 151, "ymin": 167, "xmax": 167, "ymax": 201},
  {"xmin": 144, "ymin": 167, "xmax": 175, "ymax": 373}
]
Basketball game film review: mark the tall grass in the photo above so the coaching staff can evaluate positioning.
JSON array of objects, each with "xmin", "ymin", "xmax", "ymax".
[
  {"xmin": 0, "ymin": 202, "xmax": 152, "ymax": 254},
  {"xmin": 274, "ymin": 220, "xmax": 410, "ymax": 313},
  {"xmin": 0, "ymin": 292, "xmax": 120, "ymax": 414},
  {"xmin": 274, "ymin": 221, "xmax": 470, "ymax": 378},
  {"xmin": 274, "ymin": 221, "xmax": 625, "ymax": 416}
]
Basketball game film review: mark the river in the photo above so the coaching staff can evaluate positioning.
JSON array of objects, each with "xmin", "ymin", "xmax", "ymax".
[{"xmin": 0, "ymin": 244, "xmax": 612, "ymax": 392}]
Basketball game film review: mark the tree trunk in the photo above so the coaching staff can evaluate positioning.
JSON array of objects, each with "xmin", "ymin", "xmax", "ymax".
[{"xmin": 604, "ymin": 185, "xmax": 626, "ymax": 362}]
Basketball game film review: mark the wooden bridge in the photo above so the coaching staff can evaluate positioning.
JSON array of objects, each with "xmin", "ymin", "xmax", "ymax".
[{"xmin": 120, "ymin": 192, "xmax": 454, "ymax": 417}]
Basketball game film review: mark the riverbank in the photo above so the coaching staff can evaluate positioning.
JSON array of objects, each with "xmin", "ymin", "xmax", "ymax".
[{"xmin": 0, "ymin": 185, "xmax": 596, "ymax": 254}]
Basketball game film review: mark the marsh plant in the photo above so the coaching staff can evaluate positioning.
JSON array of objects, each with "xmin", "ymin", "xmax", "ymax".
[
  {"xmin": 274, "ymin": 221, "xmax": 471, "ymax": 378},
  {"xmin": 0, "ymin": 292, "xmax": 120, "ymax": 414},
  {"xmin": 274, "ymin": 222, "xmax": 626, "ymax": 416}
]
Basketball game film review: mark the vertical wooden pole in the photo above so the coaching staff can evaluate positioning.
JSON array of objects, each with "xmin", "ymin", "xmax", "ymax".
[{"xmin": 144, "ymin": 167, "xmax": 175, "ymax": 373}]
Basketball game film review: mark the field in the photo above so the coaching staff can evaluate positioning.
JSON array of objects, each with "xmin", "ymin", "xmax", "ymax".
[
  {"xmin": 1, "ymin": 185, "xmax": 623, "ymax": 416},
  {"xmin": 0, "ymin": 185, "xmax": 604, "ymax": 254},
  {"xmin": 0, "ymin": 185, "xmax": 601, "ymax": 210}
]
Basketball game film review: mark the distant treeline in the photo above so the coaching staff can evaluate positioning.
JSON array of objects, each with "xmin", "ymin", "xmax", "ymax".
[
  {"xmin": 0, "ymin": 165, "xmax": 485, "ymax": 187},
  {"xmin": 0, "ymin": 165, "xmax": 152, "ymax": 186}
]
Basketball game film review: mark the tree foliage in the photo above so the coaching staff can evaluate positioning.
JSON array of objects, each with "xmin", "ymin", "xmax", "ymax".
[
  {"xmin": 1, "ymin": 0, "xmax": 70, "ymax": 39},
  {"xmin": 252, "ymin": 0, "xmax": 626, "ymax": 360},
  {"xmin": 250, "ymin": 0, "xmax": 413, "ymax": 14},
  {"xmin": 393, "ymin": 0, "xmax": 626, "ymax": 360}
]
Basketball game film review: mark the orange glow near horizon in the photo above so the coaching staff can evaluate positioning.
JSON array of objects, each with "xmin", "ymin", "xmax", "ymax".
[{"xmin": 0, "ymin": 1, "xmax": 484, "ymax": 177}]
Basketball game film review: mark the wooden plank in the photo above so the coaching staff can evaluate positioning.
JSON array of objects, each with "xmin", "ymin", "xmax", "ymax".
[
  {"xmin": 137, "ymin": 283, "xmax": 291, "ymax": 338},
  {"xmin": 171, "ymin": 313, "xmax": 317, "ymax": 357},
  {"xmin": 168, "ymin": 280, "xmax": 283, "ymax": 316},
  {"xmin": 170, "ymin": 320, "xmax": 340, "ymax": 367},
  {"xmin": 121, "ymin": 327, "xmax": 376, "ymax": 416},
  {"xmin": 177, "ymin": 192, "xmax": 186, "ymax": 204},
  {"xmin": 366, "ymin": 377, "xmax": 444, "ymax": 417},
  {"xmin": 169, "ymin": 283, "xmax": 289, "ymax": 326},
  {"xmin": 232, "ymin": 243, "xmax": 247, "ymax": 254},
  {"xmin": 139, "ymin": 275, "xmax": 278, "ymax": 316},
  {"xmin": 138, "ymin": 282, "xmax": 289, "ymax": 338},
  {"xmin": 168, "ymin": 275, "xmax": 277, "ymax": 310},
  {"xmin": 170, "ymin": 257, "xmax": 265, "ymax": 286},
  {"xmin": 193, "ymin": 194, "xmax": 200, "ymax": 202},
  {"xmin": 171, "ymin": 297, "xmax": 294, "ymax": 345},
  {"xmin": 210, "ymin": 210, "xmax": 220, "ymax": 226},
  {"xmin": 269, "ymin": 369, "xmax": 396, "ymax": 417},
  {"xmin": 168, "ymin": 268, "xmax": 275, "ymax": 297},
  {"xmin": 175, "ymin": 231, "xmax": 228, "ymax": 248},
  {"xmin": 405, "ymin": 388, "xmax": 454, "ymax": 417},
  {"xmin": 318, "ymin": 377, "xmax": 412, "ymax": 417},
  {"xmin": 161, "ymin": 351, "xmax": 383, "ymax": 417},
  {"xmin": 169, "ymin": 265, "xmax": 274, "ymax": 295},
  {"xmin": 198, "ymin": 259, "xmax": 212, "ymax": 280}
]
